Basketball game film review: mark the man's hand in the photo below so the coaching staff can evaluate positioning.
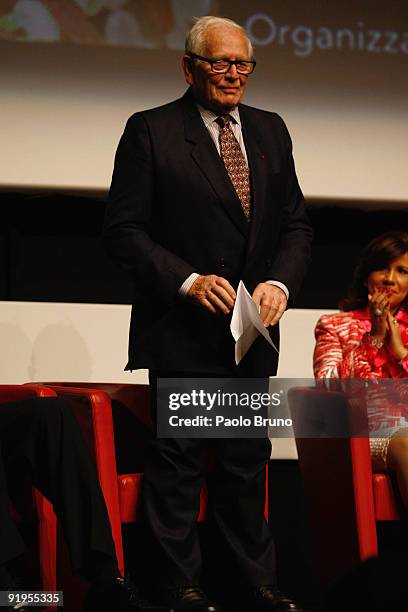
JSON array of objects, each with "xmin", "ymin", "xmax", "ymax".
[
  {"xmin": 188, "ymin": 275, "xmax": 236, "ymax": 315},
  {"xmin": 252, "ymin": 283, "xmax": 287, "ymax": 327}
]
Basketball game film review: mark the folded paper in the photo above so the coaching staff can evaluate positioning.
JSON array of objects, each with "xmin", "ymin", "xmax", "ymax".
[{"xmin": 230, "ymin": 281, "xmax": 279, "ymax": 365}]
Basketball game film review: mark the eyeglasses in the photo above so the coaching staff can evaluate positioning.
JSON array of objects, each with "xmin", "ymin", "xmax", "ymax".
[{"xmin": 189, "ymin": 53, "xmax": 256, "ymax": 75}]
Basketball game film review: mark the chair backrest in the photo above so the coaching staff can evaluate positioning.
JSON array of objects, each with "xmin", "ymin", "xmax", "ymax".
[
  {"xmin": 0, "ymin": 384, "xmax": 56, "ymax": 403},
  {"xmin": 0, "ymin": 384, "xmax": 58, "ymax": 594},
  {"xmin": 45, "ymin": 385, "xmax": 124, "ymax": 574},
  {"xmin": 43, "ymin": 382, "xmax": 153, "ymax": 474},
  {"xmin": 288, "ymin": 386, "xmax": 378, "ymax": 588}
]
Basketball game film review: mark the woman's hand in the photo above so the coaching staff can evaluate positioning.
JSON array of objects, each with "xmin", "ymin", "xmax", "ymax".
[
  {"xmin": 386, "ymin": 311, "xmax": 408, "ymax": 361},
  {"xmin": 368, "ymin": 289, "xmax": 389, "ymax": 341}
]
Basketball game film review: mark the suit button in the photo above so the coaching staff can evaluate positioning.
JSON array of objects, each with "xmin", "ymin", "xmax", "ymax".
[{"xmin": 220, "ymin": 258, "xmax": 225, "ymax": 268}]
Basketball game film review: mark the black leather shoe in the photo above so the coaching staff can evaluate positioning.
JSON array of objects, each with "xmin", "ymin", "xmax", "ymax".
[
  {"xmin": 166, "ymin": 586, "xmax": 222, "ymax": 612},
  {"xmin": 85, "ymin": 575, "xmax": 159, "ymax": 612},
  {"xmin": 249, "ymin": 586, "xmax": 303, "ymax": 612}
]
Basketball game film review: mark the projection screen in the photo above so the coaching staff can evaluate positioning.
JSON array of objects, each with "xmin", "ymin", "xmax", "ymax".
[{"xmin": 1, "ymin": 0, "xmax": 407, "ymax": 205}]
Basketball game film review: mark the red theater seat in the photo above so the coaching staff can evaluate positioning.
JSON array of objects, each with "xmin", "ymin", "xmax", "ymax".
[
  {"xmin": 117, "ymin": 472, "xmax": 210, "ymax": 523},
  {"xmin": 372, "ymin": 472, "xmax": 400, "ymax": 521},
  {"xmin": 38, "ymin": 382, "xmax": 268, "ymax": 611},
  {"xmin": 0, "ymin": 384, "xmax": 58, "ymax": 594},
  {"xmin": 288, "ymin": 386, "xmax": 402, "ymax": 589},
  {"xmin": 47, "ymin": 383, "xmax": 268, "ymax": 525},
  {"xmin": 30, "ymin": 385, "xmax": 125, "ymax": 612}
]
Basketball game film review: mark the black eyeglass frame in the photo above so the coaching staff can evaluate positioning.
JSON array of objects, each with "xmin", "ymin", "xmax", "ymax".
[{"xmin": 188, "ymin": 52, "xmax": 256, "ymax": 75}]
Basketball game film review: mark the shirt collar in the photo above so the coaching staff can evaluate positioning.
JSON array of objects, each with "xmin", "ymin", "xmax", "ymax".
[{"xmin": 196, "ymin": 103, "xmax": 241, "ymax": 129}]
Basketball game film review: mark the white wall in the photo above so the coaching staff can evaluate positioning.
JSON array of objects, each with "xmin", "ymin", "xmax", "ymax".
[
  {"xmin": 0, "ymin": 301, "xmax": 147, "ymax": 384},
  {"xmin": 1, "ymin": 76, "xmax": 407, "ymax": 203},
  {"xmin": 0, "ymin": 301, "xmax": 327, "ymax": 383},
  {"xmin": 0, "ymin": 301, "xmax": 333, "ymax": 458}
]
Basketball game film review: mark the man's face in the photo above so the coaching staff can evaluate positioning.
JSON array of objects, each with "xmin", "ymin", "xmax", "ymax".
[{"xmin": 183, "ymin": 26, "xmax": 251, "ymax": 114}]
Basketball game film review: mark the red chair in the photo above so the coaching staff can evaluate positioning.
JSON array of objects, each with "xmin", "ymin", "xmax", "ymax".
[
  {"xmin": 0, "ymin": 385, "xmax": 58, "ymax": 595},
  {"xmin": 46, "ymin": 383, "xmax": 269, "ymax": 526},
  {"xmin": 288, "ymin": 386, "xmax": 401, "ymax": 589},
  {"xmin": 34, "ymin": 382, "xmax": 268, "ymax": 610}
]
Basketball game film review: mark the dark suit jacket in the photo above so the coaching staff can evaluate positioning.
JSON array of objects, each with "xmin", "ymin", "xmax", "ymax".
[{"xmin": 104, "ymin": 88, "xmax": 312, "ymax": 375}]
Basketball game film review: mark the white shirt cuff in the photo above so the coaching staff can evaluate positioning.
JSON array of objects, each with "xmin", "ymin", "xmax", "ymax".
[
  {"xmin": 179, "ymin": 273, "xmax": 200, "ymax": 297},
  {"xmin": 179, "ymin": 276, "xmax": 289, "ymax": 300}
]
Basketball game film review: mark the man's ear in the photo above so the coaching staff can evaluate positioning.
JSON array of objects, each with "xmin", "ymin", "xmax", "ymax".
[{"xmin": 182, "ymin": 55, "xmax": 194, "ymax": 85}]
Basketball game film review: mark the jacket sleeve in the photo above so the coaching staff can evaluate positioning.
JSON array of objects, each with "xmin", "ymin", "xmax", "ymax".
[
  {"xmin": 265, "ymin": 115, "xmax": 313, "ymax": 306},
  {"xmin": 313, "ymin": 315, "xmax": 343, "ymax": 379},
  {"xmin": 313, "ymin": 314, "xmax": 394, "ymax": 379},
  {"xmin": 104, "ymin": 113, "xmax": 196, "ymax": 305}
]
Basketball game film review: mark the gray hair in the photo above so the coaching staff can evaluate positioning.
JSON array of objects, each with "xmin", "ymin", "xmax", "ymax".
[{"xmin": 185, "ymin": 15, "xmax": 253, "ymax": 59}]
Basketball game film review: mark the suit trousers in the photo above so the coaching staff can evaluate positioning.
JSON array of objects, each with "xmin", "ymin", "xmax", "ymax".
[
  {"xmin": 142, "ymin": 372, "xmax": 276, "ymax": 590},
  {"xmin": 0, "ymin": 397, "xmax": 116, "ymax": 576}
]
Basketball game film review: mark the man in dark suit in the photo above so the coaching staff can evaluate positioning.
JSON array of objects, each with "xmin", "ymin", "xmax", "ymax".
[{"xmin": 105, "ymin": 15, "xmax": 312, "ymax": 612}]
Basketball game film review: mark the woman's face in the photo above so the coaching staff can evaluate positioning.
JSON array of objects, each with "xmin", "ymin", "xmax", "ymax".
[{"xmin": 367, "ymin": 251, "xmax": 408, "ymax": 311}]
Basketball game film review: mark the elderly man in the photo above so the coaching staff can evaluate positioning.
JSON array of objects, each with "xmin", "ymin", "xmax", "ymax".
[{"xmin": 105, "ymin": 15, "xmax": 311, "ymax": 612}]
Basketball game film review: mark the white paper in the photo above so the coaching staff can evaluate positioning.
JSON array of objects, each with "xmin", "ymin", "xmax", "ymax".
[{"xmin": 230, "ymin": 281, "xmax": 279, "ymax": 365}]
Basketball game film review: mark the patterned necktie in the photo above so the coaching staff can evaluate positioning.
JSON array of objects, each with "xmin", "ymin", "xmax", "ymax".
[{"xmin": 216, "ymin": 114, "xmax": 251, "ymax": 220}]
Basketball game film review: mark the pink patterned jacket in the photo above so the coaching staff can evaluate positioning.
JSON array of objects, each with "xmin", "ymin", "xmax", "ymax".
[
  {"xmin": 314, "ymin": 308, "xmax": 408, "ymax": 447},
  {"xmin": 313, "ymin": 307, "xmax": 408, "ymax": 380}
]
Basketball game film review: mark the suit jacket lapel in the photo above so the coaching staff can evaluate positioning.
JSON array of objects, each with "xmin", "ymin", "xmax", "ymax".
[
  {"xmin": 239, "ymin": 104, "xmax": 268, "ymax": 257},
  {"xmin": 180, "ymin": 90, "xmax": 249, "ymax": 238}
]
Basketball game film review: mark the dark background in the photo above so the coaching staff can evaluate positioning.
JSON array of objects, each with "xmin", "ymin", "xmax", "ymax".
[{"xmin": 1, "ymin": 189, "xmax": 406, "ymax": 307}]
